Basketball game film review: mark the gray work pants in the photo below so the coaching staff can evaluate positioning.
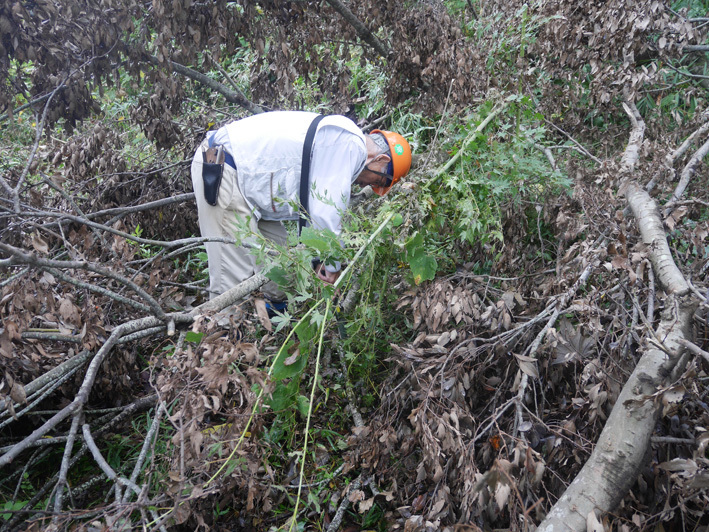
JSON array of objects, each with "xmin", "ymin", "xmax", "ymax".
[{"xmin": 191, "ymin": 140, "xmax": 287, "ymax": 301}]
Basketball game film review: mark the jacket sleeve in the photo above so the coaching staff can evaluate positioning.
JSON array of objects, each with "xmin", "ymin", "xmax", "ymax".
[{"xmin": 308, "ymin": 127, "xmax": 367, "ymax": 272}]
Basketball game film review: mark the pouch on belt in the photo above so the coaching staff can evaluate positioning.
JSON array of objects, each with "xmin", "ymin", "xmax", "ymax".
[{"xmin": 202, "ymin": 145, "xmax": 225, "ymax": 206}]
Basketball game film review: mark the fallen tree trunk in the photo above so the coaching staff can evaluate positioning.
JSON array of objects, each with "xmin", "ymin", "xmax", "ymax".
[{"xmin": 536, "ymin": 101, "xmax": 698, "ymax": 531}]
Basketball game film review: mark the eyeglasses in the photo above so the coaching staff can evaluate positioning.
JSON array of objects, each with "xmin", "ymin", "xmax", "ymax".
[{"xmin": 365, "ymin": 159, "xmax": 394, "ymax": 188}]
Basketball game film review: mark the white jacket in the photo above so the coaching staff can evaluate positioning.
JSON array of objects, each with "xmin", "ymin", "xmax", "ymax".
[{"xmin": 212, "ymin": 111, "xmax": 367, "ymax": 237}]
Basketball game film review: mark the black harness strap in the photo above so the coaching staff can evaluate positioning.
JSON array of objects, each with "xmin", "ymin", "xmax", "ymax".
[{"xmin": 299, "ymin": 115, "xmax": 325, "ymax": 236}]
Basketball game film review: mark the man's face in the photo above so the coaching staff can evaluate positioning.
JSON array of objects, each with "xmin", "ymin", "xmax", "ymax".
[{"xmin": 355, "ymin": 153, "xmax": 392, "ymax": 187}]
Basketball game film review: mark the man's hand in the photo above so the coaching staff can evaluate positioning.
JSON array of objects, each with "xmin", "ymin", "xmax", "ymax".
[{"xmin": 314, "ymin": 262, "xmax": 341, "ymax": 285}]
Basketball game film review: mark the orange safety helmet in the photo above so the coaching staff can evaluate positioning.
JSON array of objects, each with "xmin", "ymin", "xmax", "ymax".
[{"xmin": 370, "ymin": 129, "xmax": 412, "ymax": 196}]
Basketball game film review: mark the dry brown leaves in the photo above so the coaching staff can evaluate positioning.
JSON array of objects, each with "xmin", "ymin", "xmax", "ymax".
[
  {"xmin": 344, "ymin": 176, "xmax": 709, "ymax": 530},
  {"xmin": 151, "ymin": 314, "xmax": 276, "ymax": 527}
]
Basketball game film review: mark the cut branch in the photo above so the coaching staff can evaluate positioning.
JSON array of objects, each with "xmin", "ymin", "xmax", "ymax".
[{"xmin": 0, "ymin": 242, "xmax": 167, "ymax": 321}]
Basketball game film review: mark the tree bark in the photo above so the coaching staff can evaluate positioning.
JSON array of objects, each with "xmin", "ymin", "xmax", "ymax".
[
  {"xmin": 537, "ymin": 293, "xmax": 694, "ymax": 531},
  {"xmin": 536, "ymin": 102, "xmax": 696, "ymax": 531}
]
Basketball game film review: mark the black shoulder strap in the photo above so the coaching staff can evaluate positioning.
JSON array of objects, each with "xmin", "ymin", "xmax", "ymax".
[{"xmin": 299, "ymin": 115, "xmax": 325, "ymax": 236}]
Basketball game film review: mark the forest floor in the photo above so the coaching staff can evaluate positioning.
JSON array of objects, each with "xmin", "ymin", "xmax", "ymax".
[{"xmin": 2, "ymin": 133, "xmax": 709, "ymax": 532}]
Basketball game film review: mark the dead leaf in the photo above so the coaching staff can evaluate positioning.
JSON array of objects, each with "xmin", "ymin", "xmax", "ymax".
[
  {"xmin": 494, "ymin": 483, "xmax": 510, "ymax": 510},
  {"xmin": 348, "ymin": 489, "xmax": 365, "ymax": 503},
  {"xmin": 665, "ymin": 205, "xmax": 688, "ymax": 231},
  {"xmin": 283, "ymin": 348, "xmax": 300, "ymax": 366},
  {"xmin": 31, "ymin": 232, "xmax": 49, "ymax": 254},
  {"xmin": 513, "ymin": 353, "xmax": 539, "ymax": 378},
  {"xmin": 3, "ymin": 373, "xmax": 26, "ymax": 404},
  {"xmin": 358, "ymin": 496, "xmax": 375, "ymax": 513},
  {"xmin": 587, "ymin": 510, "xmax": 606, "ymax": 532},
  {"xmin": 254, "ymin": 298, "xmax": 271, "ymax": 332}
]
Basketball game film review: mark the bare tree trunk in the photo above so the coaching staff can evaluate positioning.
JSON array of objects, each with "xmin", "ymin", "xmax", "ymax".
[
  {"xmin": 536, "ymin": 101, "xmax": 697, "ymax": 531},
  {"xmin": 537, "ymin": 294, "xmax": 694, "ymax": 531}
]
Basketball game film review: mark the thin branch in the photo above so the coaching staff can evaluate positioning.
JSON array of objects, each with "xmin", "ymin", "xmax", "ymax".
[
  {"xmin": 545, "ymin": 120, "xmax": 603, "ymax": 165},
  {"xmin": 205, "ymin": 51, "xmax": 244, "ymax": 96},
  {"xmin": 431, "ymin": 104, "xmax": 508, "ymax": 180},
  {"xmin": 84, "ymin": 192, "xmax": 195, "ymax": 221},
  {"xmin": 41, "ymin": 175, "xmax": 107, "ymax": 247},
  {"xmin": 122, "ymin": 403, "xmax": 165, "ymax": 504},
  {"xmin": 0, "ymin": 242, "xmax": 167, "ymax": 321},
  {"xmin": 11, "ymin": 76, "xmax": 66, "ymax": 212},
  {"xmin": 324, "ymin": 0, "xmax": 390, "ymax": 58},
  {"xmin": 16, "ymin": 209, "xmax": 235, "ymax": 250},
  {"xmin": 82, "ymin": 424, "xmax": 142, "ymax": 496},
  {"xmin": 145, "ymin": 55, "xmax": 265, "ymax": 115},
  {"xmin": 0, "ymin": 362, "xmax": 82, "ymax": 429},
  {"xmin": 0, "ymin": 266, "xmax": 29, "ymax": 287},
  {"xmin": 44, "ymin": 267, "xmax": 152, "ymax": 313},
  {"xmin": 0, "ymin": 91, "xmax": 53, "ymax": 122},
  {"xmin": 326, "ymin": 474, "xmax": 366, "ymax": 532},
  {"xmin": 0, "ymin": 350, "xmax": 91, "ymax": 417},
  {"xmin": 678, "ymin": 338, "xmax": 709, "ymax": 364},
  {"xmin": 666, "ymin": 62, "xmax": 709, "ymax": 80},
  {"xmin": 52, "ymin": 413, "xmax": 83, "ymax": 521},
  {"xmin": 666, "ymin": 113, "xmax": 709, "ymax": 168},
  {"xmin": 664, "ymin": 135, "xmax": 709, "ymax": 213}
]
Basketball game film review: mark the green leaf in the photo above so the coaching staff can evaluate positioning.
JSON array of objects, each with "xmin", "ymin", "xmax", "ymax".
[
  {"xmin": 296, "ymin": 395, "xmax": 310, "ymax": 417},
  {"xmin": 405, "ymin": 232, "xmax": 424, "ymax": 256},
  {"xmin": 268, "ymin": 379, "xmax": 299, "ymax": 411},
  {"xmin": 272, "ymin": 342, "xmax": 308, "ymax": 381},
  {"xmin": 409, "ymin": 253, "xmax": 437, "ymax": 285},
  {"xmin": 294, "ymin": 319, "xmax": 317, "ymax": 345},
  {"xmin": 404, "ymin": 232, "xmax": 437, "ymax": 284},
  {"xmin": 391, "ymin": 213, "xmax": 404, "ymax": 227},
  {"xmin": 223, "ymin": 456, "xmax": 245, "ymax": 476},
  {"xmin": 272, "ymin": 314, "xmax": 291, "ymax": 332},
  {"xmin": 299, "ymin": 226, "xmax": 339, "ymax": 255},
  {"xmin": 1, "ymin": 501, "xmax": 26, "ymax": 521},
  {"xmin": 265, "ymin": 266, "xmax": 289, "ymax": 287},
  {"xmin": 184, "ymin": 331, "xmax": 203, "ymax": 343}
]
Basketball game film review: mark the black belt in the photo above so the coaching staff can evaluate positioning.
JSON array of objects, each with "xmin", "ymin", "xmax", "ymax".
[{"xmin": 207, "ymin": 132, "xmax": 236, "ymax": 170}]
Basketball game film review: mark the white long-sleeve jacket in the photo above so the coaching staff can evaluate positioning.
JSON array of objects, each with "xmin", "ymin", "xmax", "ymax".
[{"xmin": 211, "ymin": 111, "xmax": 367, "ymax": 240}]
